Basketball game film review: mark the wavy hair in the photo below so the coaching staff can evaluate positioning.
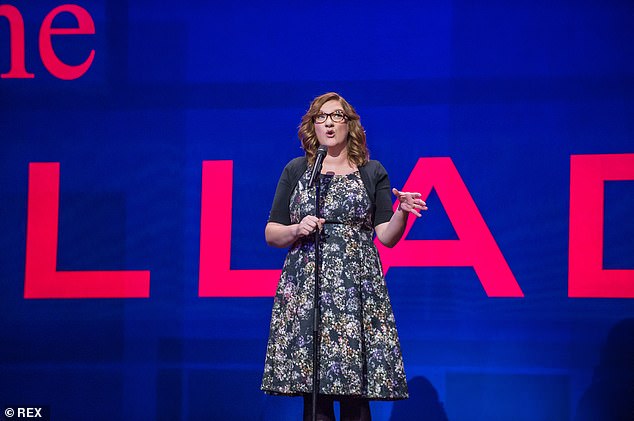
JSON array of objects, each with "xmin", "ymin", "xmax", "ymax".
[{"xmin": 298, "ymin": 92, "xmax": 369, "ymax": 167}]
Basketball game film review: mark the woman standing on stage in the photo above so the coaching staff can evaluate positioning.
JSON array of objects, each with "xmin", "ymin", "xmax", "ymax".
[{"xmin": 261, "ymin": 92, "xmax": 427, "ymax": 421}]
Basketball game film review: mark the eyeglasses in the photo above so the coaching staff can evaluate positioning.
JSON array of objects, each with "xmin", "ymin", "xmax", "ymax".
[{"xmin": 314, "ymin": 111, "xmax": 348, "ymax": 124}]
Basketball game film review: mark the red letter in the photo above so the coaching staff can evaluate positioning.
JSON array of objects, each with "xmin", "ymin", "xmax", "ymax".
[
  {"xmin": 199, "ymin": 159, "xmax": 522, "ymax": 297},
  {"xmin": 376, "ymin": 158, "xmax": 524, "ymax": 297},
  {"xmin": 569, "ymin": 153, "xmax": 634, "ymax": 298},
  {"xmin": 0, "ymin": 5, "xmax": 35, "ymax": 78},
  {"xmin": 199, "ymin": 161, "xmax": 280, "ymax": 296},
  {"xmin": 39, "ymin": 5, "xmax": 95, "ymax": 80},
  {"xmin": 24, "ymin": 163, "xmax": 150, "ymax": 298}
]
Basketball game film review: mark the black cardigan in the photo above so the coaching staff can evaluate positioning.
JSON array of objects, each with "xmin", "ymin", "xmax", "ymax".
[{"xmin": 268, "ymin": 157, "xmax": 394, "ymax": 227}]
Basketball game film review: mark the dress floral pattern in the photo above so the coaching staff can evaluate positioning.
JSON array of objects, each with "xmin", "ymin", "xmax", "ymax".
[{"xmin": 261, "ymin": 168, "xmax": 408, "ymax": 400}]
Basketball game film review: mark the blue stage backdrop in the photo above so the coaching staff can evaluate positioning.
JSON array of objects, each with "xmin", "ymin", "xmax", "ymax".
[{"xmin": 1, "ymin": 1, "xmax": 633, "ymax": 420}]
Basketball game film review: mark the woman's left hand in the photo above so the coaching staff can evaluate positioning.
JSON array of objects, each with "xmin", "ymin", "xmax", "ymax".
[{"xmin": 392, "ymin": 188, "xmax": 428, "ymax": 217}]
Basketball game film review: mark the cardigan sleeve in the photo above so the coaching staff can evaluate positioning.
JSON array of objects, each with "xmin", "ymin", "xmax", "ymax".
[
  {"xmin": 373, "ymin": 161, "xmax": 394, "ymax": 227},
  {"xmin": 267, "ymin": 157, "xmax": 305, "ymax": 225}
]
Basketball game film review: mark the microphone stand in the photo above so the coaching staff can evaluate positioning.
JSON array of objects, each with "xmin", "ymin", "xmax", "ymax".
[
  {"xmin": 311, "ymin": 170, "xmax": 322, "ymax": 421},
  {"xmin": 307, "ymin": 145, "xmax": 327, "ymax": 421}
]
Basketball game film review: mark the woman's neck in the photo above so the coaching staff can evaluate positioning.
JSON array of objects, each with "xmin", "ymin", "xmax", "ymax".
[{"xmin": 322, "ymin": 147, "xmax": 356, "ymax": 174}]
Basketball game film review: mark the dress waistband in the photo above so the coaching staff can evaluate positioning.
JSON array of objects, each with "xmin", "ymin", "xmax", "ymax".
[{"xmin": 322, "ymin": 220, "xmax": 374, "ymax": 234}]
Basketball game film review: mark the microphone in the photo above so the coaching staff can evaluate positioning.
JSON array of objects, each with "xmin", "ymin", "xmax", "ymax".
[{"xmin": 308, "ymin": 145, "xmax": 328, "ymax": 188}]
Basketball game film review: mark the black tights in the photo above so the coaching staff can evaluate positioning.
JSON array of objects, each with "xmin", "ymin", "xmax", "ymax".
[{"xmin": 303, "ymin": 395, "xmax": 371, "ymax": 421}]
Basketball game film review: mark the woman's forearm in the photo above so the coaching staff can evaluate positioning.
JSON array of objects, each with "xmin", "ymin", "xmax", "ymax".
[
  {"xmin": 265, "ymin": 222, "xmax": 299, "ymax": 248},
  {"xmin": 374, "ymin": 207, "xmax": 409, "ymax": 248},
  {"xmin": 265, "ymin": 216, "xmax": 326, "ymax": 248}
]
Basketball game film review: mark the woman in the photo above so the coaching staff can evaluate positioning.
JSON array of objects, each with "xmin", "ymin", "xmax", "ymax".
[{"xmin": 261, "ymin": 92, "xmax": 427, "ymax": 421}]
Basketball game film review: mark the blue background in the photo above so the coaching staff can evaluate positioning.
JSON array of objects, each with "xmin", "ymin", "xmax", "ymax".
[{"xmin": 1, "ymin": 1, "xmax": 633, "ymax": 420}]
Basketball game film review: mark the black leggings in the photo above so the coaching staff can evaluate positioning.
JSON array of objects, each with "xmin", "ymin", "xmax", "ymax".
[{"xmin": 303, "ymin": 394, "xmax": 371, "ymax": 421}]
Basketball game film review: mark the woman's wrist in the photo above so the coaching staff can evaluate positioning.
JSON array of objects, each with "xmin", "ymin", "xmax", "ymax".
[
  {"xmin": 396, "ymin": 204, "xmax": 409, "ymax": 218},
  {"xmin": 292, "ymin": 223, "xmax": 300, "ymax": 239}
]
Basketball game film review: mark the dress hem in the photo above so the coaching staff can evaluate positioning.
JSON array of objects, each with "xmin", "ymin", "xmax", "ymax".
[{"xmin": 261, "ymin": 388, "xmax": 409, "ymax": 401}]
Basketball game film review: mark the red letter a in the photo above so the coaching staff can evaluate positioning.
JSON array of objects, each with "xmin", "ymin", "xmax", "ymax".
[
  {"xmin": 24, "ymin": 163, "xmax": 150, "ymax": 298},
  {"xmin": 376, "ymin": 158, "xmax": 524, "ymax": 297}
]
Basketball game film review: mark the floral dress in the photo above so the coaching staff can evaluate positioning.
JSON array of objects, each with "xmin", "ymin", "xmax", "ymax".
[{"xmin": 261, "ymin": 168, "xmax": 408, "ymax": 400}]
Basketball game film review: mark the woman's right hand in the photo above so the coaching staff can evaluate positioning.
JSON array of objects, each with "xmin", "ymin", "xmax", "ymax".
[
  {"xmin": 265, "ymin": 217, "xmax": 326, "ymax": 248},
  {"xmin": 295, "ymin": 215, "xmax": 326, "ymax": 238}
]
